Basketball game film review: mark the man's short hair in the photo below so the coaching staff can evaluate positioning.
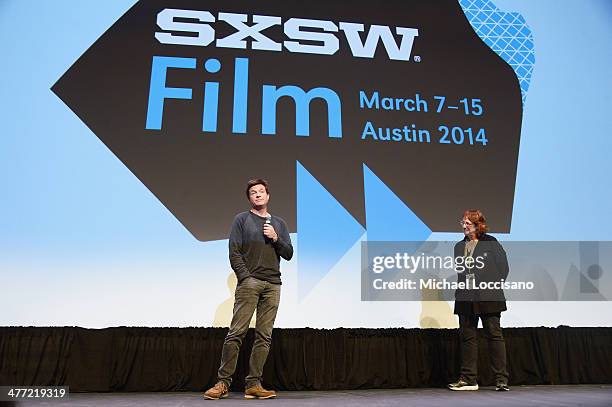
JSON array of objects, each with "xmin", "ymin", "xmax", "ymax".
[{"xmin": 245, "ymin": 178, "xmax": 270, "ymax": 198}]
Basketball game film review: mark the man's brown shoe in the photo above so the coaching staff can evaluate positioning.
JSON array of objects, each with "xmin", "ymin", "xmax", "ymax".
[
  {"xmin": 244, "ymin": 383, "xmax": 277, "ymax": 399},
  {"xmin": 203, "ymin": 381, "xmax": 229, "ymax": 400}
]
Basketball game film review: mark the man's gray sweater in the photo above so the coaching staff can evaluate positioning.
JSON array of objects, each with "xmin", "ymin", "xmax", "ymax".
[{"xmin": 229, "ymin": 211, "xmax": 293, "ymax": 284}]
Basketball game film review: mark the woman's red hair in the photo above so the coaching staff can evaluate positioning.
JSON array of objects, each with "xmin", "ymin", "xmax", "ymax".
[{"xmin": 463, "ymin": 209, "xmax": 489, "ymax": 238}]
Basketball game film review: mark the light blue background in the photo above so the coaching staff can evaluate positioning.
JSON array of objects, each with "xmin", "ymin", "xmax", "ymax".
[{"xmin": 1, "ymin": 0, "xmax": 611, "ymax": 327}]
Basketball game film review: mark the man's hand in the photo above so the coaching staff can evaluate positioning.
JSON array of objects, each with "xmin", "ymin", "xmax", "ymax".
[{"xmin": 263, "ymin": 224, "xmax": 278, "ymax": 242}]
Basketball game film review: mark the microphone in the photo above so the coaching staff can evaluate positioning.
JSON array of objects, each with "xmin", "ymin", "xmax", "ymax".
[{"xmin": 264, "ymin": 214, "xmax": 272, "ymax": 243}]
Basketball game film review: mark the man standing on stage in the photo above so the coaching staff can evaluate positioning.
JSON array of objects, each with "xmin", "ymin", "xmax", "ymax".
[{"xmin": 204, "ymin": 179, "xmax": 293, "ymax": 400}]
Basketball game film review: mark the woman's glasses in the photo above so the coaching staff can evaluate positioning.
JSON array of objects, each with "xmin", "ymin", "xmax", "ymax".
[{"xmin": 459, "ymin": 220, "xmax": 475, "ymax": 228}]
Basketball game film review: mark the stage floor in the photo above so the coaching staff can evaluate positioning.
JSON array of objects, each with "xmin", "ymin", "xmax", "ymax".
[{"xmin": 17, "ymin": 385, "xmax": 612, "ymax": 406}]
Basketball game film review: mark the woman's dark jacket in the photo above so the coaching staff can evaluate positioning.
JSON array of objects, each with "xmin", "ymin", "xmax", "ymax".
[{"xmin": 454, "ymin": 233, "xmax": 510, "ymax": 315}]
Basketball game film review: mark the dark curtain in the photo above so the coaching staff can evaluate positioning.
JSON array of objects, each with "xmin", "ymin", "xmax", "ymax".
[{"xmin": 1, "ymin": 327, "xmax": 610, "ymax": 392}]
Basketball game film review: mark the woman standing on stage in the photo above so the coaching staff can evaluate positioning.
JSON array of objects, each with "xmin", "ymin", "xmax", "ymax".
[{"xmin": 448, "ymin": 209, "xmax": 510, "ymax": 392}]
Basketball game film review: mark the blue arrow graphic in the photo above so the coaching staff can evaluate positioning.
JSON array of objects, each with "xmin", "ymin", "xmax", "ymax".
[
  {"xmin": 297, "ymin": 161, "xmax": 365, "ymax": 300},
  {"xmin": 363, "ymin": 164, "xmax": 432, "ymax": 242}
]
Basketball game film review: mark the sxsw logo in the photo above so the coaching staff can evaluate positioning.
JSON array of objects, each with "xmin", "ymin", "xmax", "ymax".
[{"xmin": 154, "ymin": 9, "xmax": 420, "ymax": 60}]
